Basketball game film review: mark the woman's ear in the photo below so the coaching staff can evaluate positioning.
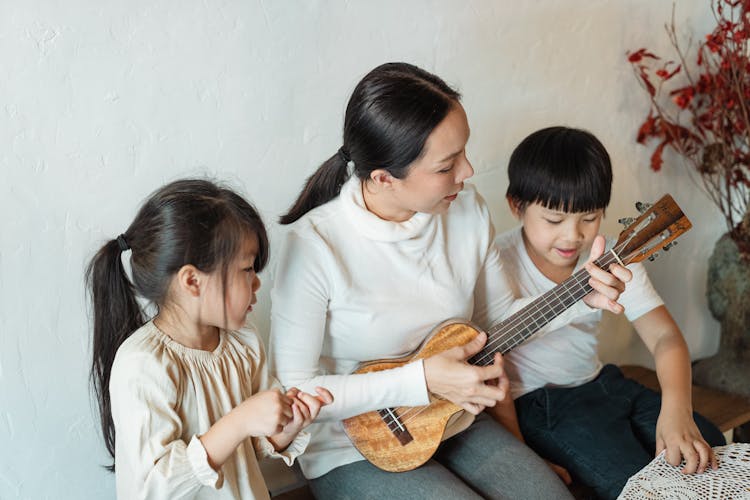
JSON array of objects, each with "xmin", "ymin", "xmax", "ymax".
[
  {"xmin": 176, "ymin": 264, "xmax": 203, "ymax": 297},
  {"xmin": 368, "ymin": 168, "xmax": 396, "ymax": 190}
]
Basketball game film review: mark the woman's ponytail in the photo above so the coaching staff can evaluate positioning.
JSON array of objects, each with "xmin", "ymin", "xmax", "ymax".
[
  {"xmin": 279, "ymin": 151, "xmax": 350, "ymax": 225},
  {"xmin": 279, "ymin": 62, "xmax": 461, "ymax": 225},
  {"xmin": 86, "ymin": 236, "xmax": 144, "ymax": 469}
]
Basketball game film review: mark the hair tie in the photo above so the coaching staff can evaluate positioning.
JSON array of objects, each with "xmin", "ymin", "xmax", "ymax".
[
  {"xmin": 116, "ymin": 234, "xmax": 130, "ymax": 252},
  {"xmin": 338, "ymin": 147, "xmax": 355, "ymax": 172}
]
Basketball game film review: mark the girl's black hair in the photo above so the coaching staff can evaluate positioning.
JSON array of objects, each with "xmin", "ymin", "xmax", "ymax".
[
  {"xmin": 280, "ymin": 62, "xmax": 461, "ymax": 224},
  {"xmin": 506, "ymin": 126, "xmax": 612, "ymax": 213},
  {"xmin": 85, "ymin": 178, "xmax": 268, "ymax": 470}
]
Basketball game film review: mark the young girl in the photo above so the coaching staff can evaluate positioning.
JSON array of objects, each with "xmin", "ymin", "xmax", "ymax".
[
  {"xmin": 86, "ymin": 179, "xmax": 332, "ymax": 500},
  {"xmin": 497, "ymin": 127, "xmax": 725, "ymax": 499},
  {"xmin": 269, "ymin": 63, "xmax": 632, "ymax": 499}
]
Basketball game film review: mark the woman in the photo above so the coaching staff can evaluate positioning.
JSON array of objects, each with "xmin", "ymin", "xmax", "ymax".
[{"xmin": 270, "ymin": 62, "xmax": 630, "ymax": 499}]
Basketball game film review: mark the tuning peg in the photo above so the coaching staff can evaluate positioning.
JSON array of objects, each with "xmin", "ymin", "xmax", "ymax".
[
  {"xmin": 635, "ymin": 201, "xmax": 653, "ymax": 214},
  {"xmin": 648, "ymin": 252, "xmax": 660, "ymax": 261},
  {"xmin": 663, "ymin": 243, "xmax": 671, "ymax": 251},
  {"xmin": 618, "ymin": 217, "xmax": 635, "ymax": 227}
]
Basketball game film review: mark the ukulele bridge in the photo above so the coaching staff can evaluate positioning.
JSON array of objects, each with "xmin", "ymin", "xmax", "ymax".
[{"xmin": 378, "ymin": 408, "xmax": 414, "ymax": 446}]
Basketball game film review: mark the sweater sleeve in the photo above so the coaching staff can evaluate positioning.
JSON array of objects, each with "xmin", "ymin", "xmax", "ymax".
[
  {"xmin": 110, "ymin": 351, "xmax": 220, "ymax": 500},
  {"xmin": 472, "ymin": 193, "xmax": 594, "ymax": 335},
  {"xmin": 269, "ymin": 229, "xmax": 429, "ymax": 422}
]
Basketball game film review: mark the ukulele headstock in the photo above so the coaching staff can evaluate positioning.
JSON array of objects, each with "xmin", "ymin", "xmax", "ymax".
[{"xmin": 614, "ymin": 194, "xmax": 692, "ymax": 265}]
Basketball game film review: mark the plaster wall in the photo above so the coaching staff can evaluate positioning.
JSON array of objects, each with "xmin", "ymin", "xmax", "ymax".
[{"xmin": 0, "ymin": 1, "xmax": 720, "ymax": 497}]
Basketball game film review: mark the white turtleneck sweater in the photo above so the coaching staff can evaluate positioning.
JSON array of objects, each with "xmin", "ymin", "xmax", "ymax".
[{"xmin": 269, "ymin": 176, "xmax": 593, "ymax": 479}]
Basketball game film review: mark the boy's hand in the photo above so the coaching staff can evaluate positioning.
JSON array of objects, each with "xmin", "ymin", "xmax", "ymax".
[
  {"xmin": 545, "ymin": 460, "xmax": 572, "ymax": 485},
  {"xmin": 582, "ymin": 235, "xmax": 632, "ymax": 313},
  {"xmin": 656, "ymin": 407, "xmax": 718, "ymax": 474}
]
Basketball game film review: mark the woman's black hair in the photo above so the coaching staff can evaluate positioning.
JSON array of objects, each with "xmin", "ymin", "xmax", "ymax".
[
  {"xmin": 506, "ymin": 126, "xmax": 612, "ymax": 213},
  {"xmin": 280, "ymin": 62, "xmax": 461, "ymax": 224},
  {"xmin": 85, "ymin": 178, "xmax": 268, "ymax": 470}
]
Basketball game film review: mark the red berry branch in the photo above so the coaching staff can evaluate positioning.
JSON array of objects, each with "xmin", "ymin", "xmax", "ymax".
[{"xmin": 628, "ymin": 0, "xmax": 750, "ymax": 254}]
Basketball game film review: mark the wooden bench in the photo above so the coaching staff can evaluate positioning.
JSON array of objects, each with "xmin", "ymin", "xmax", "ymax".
[{"xmin": 620, "ymin": 364, "xmax": 750, "ymax": 435}]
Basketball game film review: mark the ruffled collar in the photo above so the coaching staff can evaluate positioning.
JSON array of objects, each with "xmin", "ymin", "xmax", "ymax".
[{"xmin": 340, "ymin": 175, "xmax": 432, "ymax": 242}]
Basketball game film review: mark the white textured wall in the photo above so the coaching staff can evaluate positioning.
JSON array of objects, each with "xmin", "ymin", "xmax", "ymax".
[{"xmin": 1, "ymin": 1, "xmax": 719, "ymax": 498}]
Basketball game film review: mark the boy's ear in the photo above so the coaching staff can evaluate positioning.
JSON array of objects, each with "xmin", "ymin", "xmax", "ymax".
[
  {"xmin": 176, "ymin": 264, "xmax": 203, "ymax": 297},
  {"xmin": 507, "ymin": 196, "xmax": 523, "ymax": 219},
  {"xmin": 368, "ymin": 168, "xmax": 396, "ymax": 190}
]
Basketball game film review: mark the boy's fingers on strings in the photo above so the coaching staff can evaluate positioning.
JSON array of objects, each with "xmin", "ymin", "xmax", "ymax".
[{"xmin": 586, "ymin": 235, "xmax": 606, "ymax": 262}]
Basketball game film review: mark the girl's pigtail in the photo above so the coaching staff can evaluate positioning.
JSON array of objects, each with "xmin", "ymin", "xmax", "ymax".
[{"xmin": 85, "ymin": 237, "xmax": 144, "ymax": 469}]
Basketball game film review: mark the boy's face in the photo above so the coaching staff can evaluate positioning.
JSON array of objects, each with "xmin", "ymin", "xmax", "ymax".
[{"xmin": 509, "ymin": 199, "xmax": 603, "ymax": 279}]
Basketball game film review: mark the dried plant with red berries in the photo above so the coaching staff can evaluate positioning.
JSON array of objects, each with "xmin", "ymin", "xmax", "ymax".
[{"xmin": 628, "ymin": 0, "xmax": 750, "ymax": 254}]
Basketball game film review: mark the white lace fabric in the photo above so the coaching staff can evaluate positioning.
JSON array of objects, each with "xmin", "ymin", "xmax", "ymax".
[{"xmin": 618, "ymin": 443, "xmax": 750, "ymax": 499}]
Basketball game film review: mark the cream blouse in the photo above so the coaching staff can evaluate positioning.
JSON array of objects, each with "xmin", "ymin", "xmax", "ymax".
[{"xmin": 109, "ymin": 321, "xmax": 309, "ymax": 500}]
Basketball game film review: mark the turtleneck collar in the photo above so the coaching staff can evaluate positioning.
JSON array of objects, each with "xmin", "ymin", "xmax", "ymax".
[{"xmin": 340, "ymin": 174, "xmax": 432, "ymax": 242}]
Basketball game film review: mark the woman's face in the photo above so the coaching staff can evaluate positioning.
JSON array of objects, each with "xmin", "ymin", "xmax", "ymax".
[{"xmin": 388, "ymin": 104, "xmax": 474, "ymax": 218}]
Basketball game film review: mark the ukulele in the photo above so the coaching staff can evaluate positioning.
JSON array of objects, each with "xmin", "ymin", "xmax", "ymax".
[{"xmin": 342, "ymin": 194, "xmax": 692, "ymax": 472}]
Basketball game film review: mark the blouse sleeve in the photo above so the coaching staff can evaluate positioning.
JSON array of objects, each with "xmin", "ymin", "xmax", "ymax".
[
  {"xmin": 109, "ymin": 351, "xmax": 220, "ymax": 500},
  {"xmin": 269, "ymin": 229, "xmax": 429, "ymax": 422},
  {"xmin": 472, "ymin": 192, "xmax": 594, "ymax": 334}
]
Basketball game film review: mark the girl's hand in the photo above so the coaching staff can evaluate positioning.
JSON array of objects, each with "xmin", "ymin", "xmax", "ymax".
[
  {"xmin": 268, "ymin": 387, "xmax": 333, "ymax": 451},
  {"xmin": 582, "ymin": 235, "xmax": 632, "ymax": 314},
  {"xmin": 239, "ymin": 389, "xmax": 294, "ymax": 437},
  {"xmin": 656, "ymin": 406, "xmax": 718, "ymax": 474},
  {"xmin": 424, "ymin": 332, "xmax": 508, "ymax": 415}
]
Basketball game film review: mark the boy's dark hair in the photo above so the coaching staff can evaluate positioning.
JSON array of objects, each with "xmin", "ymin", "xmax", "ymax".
[
  {"xmin": 506, "ymin": 126, "xmax": 612, "ymax": 213},
  {"xmin": 85, "ymin": 178, "xmax": 268, "ymax": 470},
  {"xmin": 280, "ymin": 62, "xmax": 461, "ymax": 224}
]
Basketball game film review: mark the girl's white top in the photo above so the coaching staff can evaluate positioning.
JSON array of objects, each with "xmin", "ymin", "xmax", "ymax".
[
  {"xmin": 109, "ymin": 320, "xmax": 309, "ymax": 500},
  {"xmin": 269, "ymin": 175, "xmax": 593, "ymax": 479}
]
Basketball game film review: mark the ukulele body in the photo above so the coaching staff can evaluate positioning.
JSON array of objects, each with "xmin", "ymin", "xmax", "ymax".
[{"xmin": 341, "ymin": 319, "xmax": 481, "ymax": 472}]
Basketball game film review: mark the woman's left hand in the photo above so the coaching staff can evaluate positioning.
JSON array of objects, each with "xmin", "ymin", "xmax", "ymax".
[
  {"xmin": 582, "ymin": 236, "xmax": 632, "ymax": 314},
  {"xmin": 656, "ymin": 406, "xmax": 718, "ymax": 474}
]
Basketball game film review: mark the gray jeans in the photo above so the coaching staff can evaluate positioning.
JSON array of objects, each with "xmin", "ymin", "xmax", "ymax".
[{"xmin": 308, "ymin": 413, "xmax": 573, "ymax": 500}]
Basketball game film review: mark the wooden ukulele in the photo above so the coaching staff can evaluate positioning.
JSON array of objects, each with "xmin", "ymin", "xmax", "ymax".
[{"xmin": 342, "ymin": 194, "xmax": 692, "ymax": 472}]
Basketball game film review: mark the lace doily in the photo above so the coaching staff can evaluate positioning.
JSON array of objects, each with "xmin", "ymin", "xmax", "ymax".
[{"xmin": 618, "ymin": 443, "xmax": 750, "ymax": 499}]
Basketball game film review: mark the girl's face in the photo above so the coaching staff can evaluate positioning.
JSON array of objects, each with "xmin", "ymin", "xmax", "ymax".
[
  {"xmin": 388, "ymin": 104, "xmax": 474, "ymax": 218},
  {"xmin": 511, "ymin": 200, "xmax": 603, "ymax": 282},
  {"xmin": 203, "ymin": 234, "xmax": 261, "ymax": 331}
]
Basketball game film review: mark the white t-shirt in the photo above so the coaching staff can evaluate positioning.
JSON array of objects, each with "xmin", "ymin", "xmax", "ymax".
[
  {"xmin": 495, "ymin": 227, "xmax": 664, "ymax": 399},
  {"xmin": 269, "ymin": 176, "xmax": 595, "ymax": 479},
  {"xmin": 109, "ymin": 321, "xmax": 309, "ymax": 500}
]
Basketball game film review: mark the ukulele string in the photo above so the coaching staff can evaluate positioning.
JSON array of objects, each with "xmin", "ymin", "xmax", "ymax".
[
  {"xmin": 376, "ymin": 243, "xmax": 627, "ymax": 431},
  {"xmin": 472, "ymin": 245, "xmax": 623, "ymax": 367}
]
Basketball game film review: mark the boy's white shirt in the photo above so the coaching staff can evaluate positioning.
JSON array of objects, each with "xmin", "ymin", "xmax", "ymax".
[{"xmin": 495, "ymin": 227, "xmax": 664, "ymax": 399}]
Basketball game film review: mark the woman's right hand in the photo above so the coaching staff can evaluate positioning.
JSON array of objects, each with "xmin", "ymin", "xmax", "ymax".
[
  {"xmin": 423, "ymin": 331, "xmax": 508, "ymax": 415},
  {"xmin": 239, "ymin": 389, "xmax": 294, "ymax": 437}
]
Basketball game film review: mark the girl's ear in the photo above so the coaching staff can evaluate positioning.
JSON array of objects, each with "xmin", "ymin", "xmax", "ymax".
[
  {"xmin": 507, "ymin": 196, "xmax": 523, "ymax": 219},
  {"xmin": 369, "ymin": 168, "xmax": 395, "ymax": 190},
  {"xmin": 176, "ymin": 265, "xmax": 202, "ymax": 297}
]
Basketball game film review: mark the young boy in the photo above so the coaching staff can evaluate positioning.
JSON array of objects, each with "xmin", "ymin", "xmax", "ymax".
[{"xmin": 495, "ymin": 126, "xmax": 726, "ymax": 499}]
